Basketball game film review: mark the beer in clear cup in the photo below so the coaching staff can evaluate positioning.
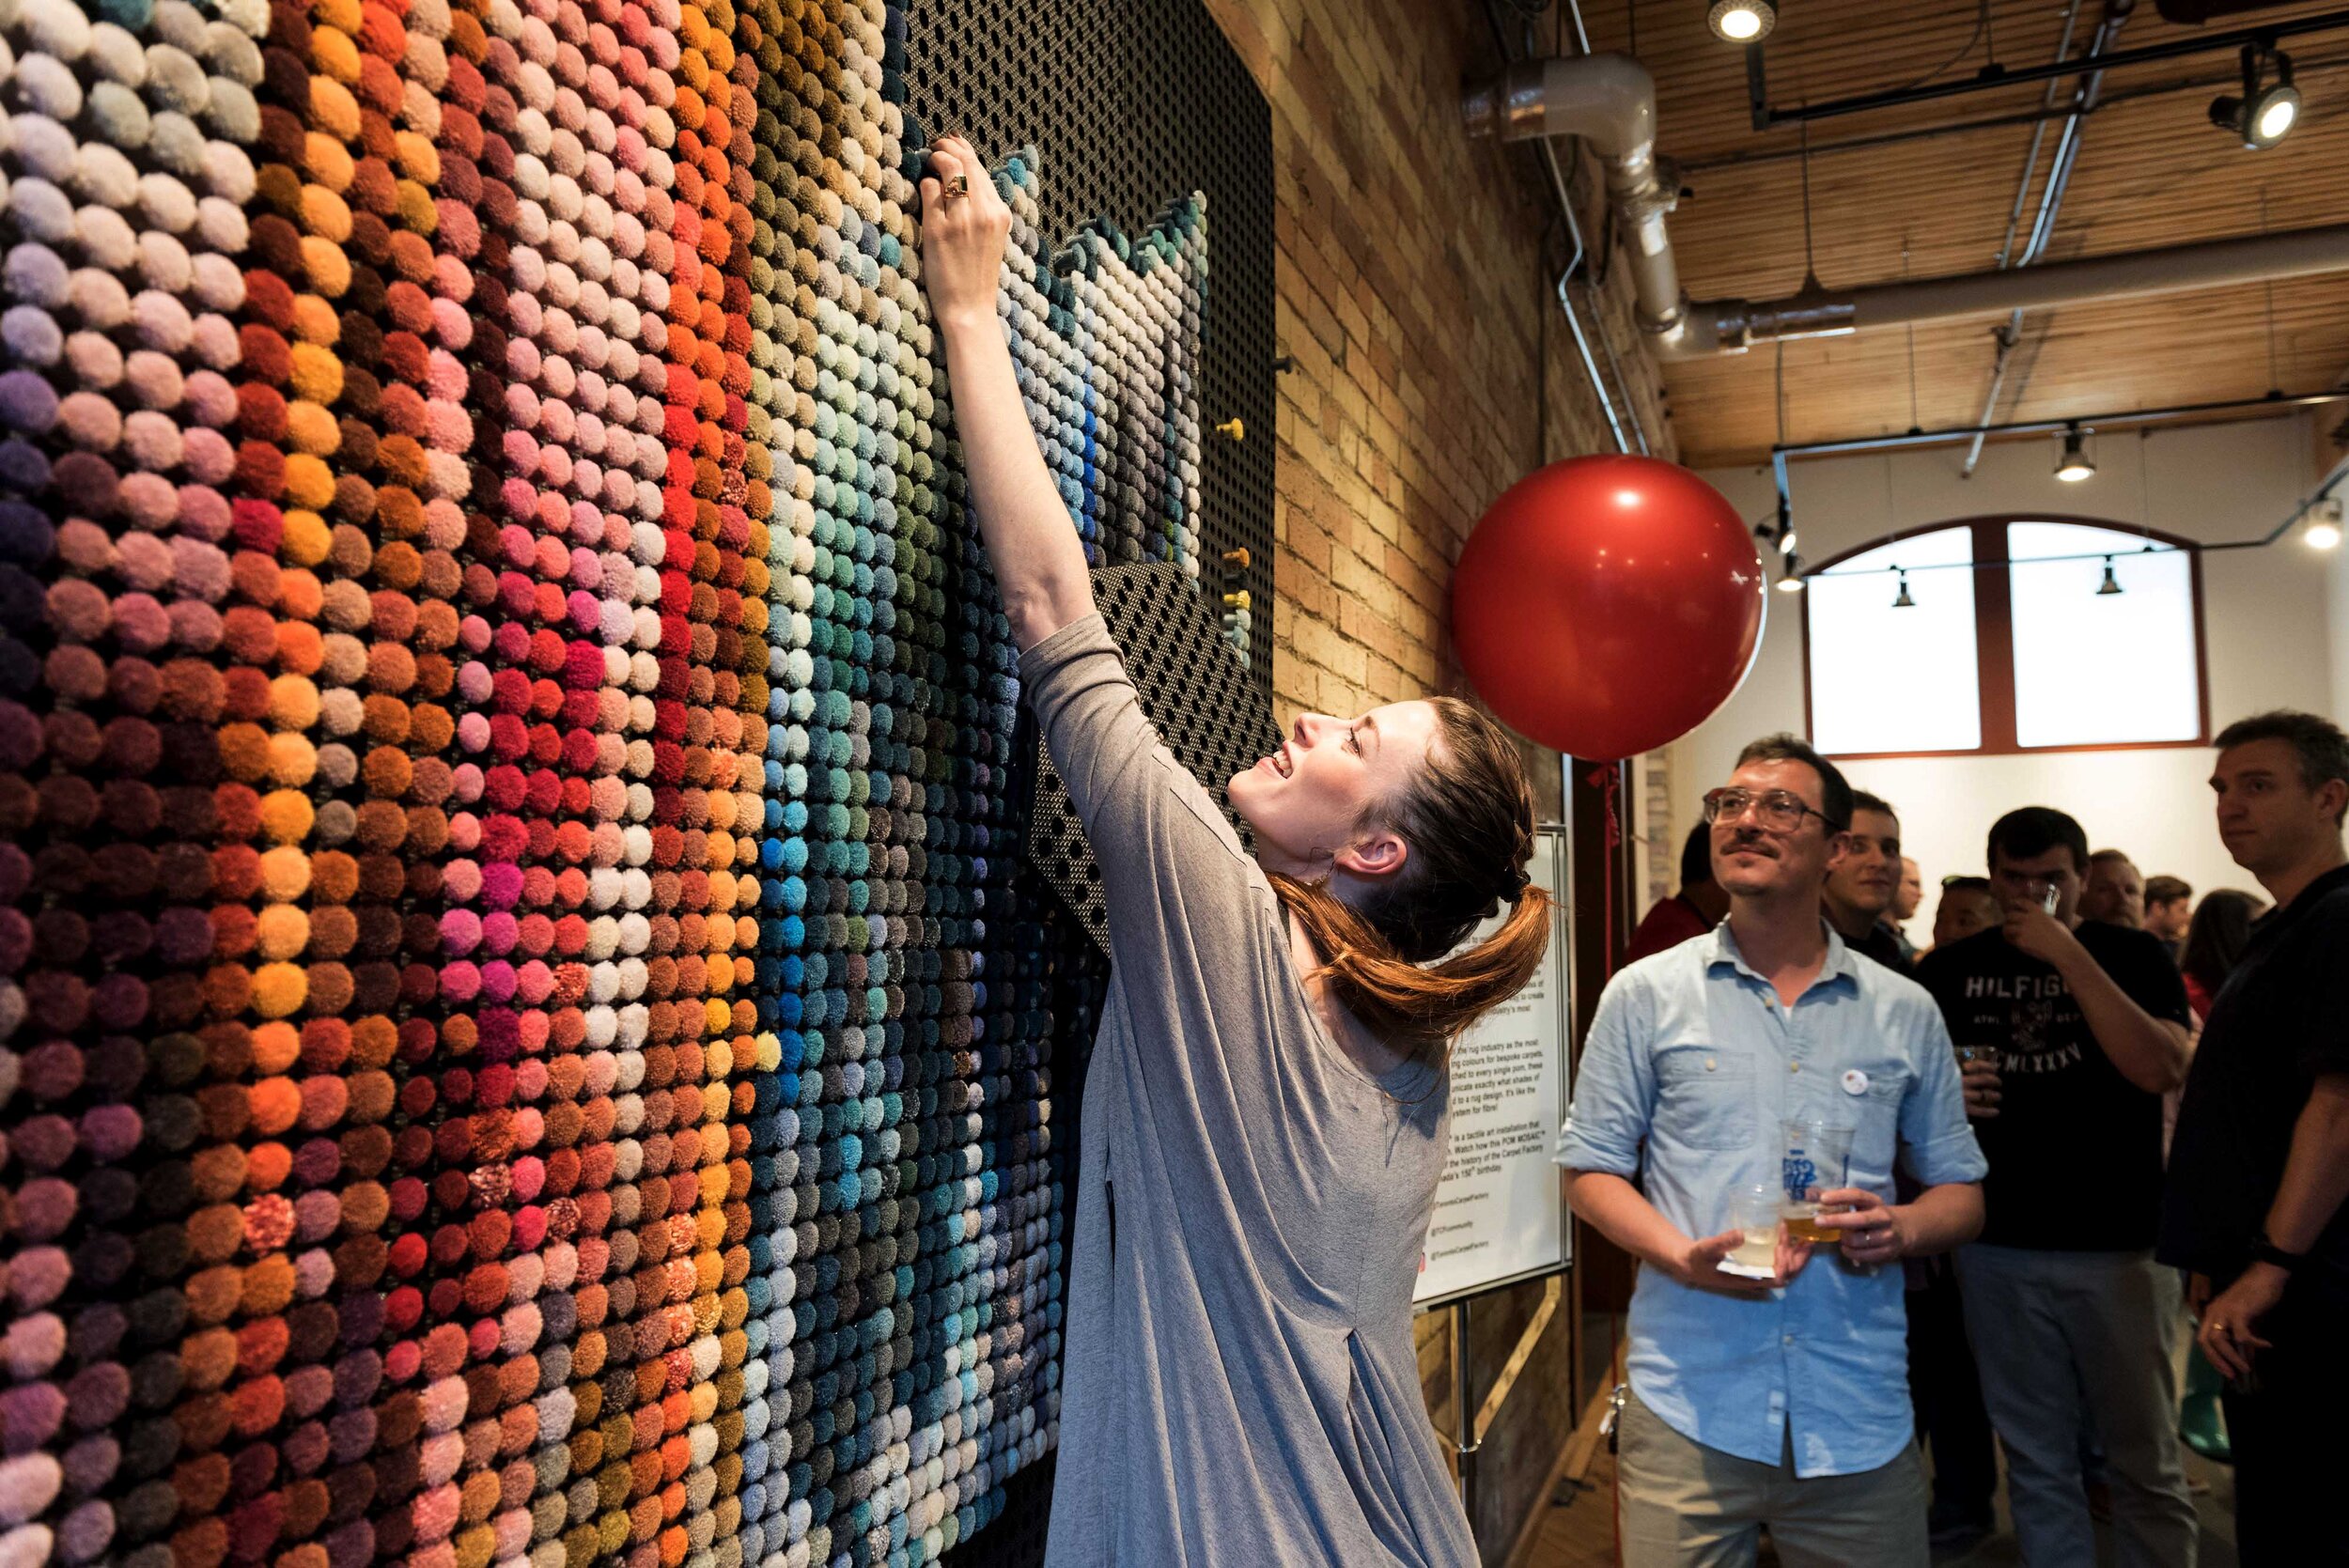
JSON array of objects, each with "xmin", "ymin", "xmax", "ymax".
[
  {"xmin": 1781, "ymin": 1118, "xmax": 1855, "ymax": 1245},
  {"xmin": 1730, "ymin": 1181, "xmax": 1781, "ymax": 1270}
]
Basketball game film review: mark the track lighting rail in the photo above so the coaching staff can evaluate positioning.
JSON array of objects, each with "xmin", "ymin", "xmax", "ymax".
[{"xmin": 1744, "ymin": 8, "xmax": 2349, "ymax": 129}]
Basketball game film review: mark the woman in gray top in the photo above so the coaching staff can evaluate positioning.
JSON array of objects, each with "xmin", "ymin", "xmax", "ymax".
[{"xmin": 920, "ymin": 138, "xmax": 1552, "ymax": 1567}]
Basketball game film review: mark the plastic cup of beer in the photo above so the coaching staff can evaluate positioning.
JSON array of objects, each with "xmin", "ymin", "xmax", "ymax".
[
  {"xmin": 1726, "ymin": 1181, "xmax": 1782, "ymax": 1276},
  {"xmin": 1781, "ymin": 1118, "xmax": 1855, "ymax": 1245}
]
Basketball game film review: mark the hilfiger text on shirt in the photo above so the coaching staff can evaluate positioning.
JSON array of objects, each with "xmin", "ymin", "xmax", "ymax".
[{"xmin": 1961, "ymin": 974, "xmax": 2072, "ymax": 1001}]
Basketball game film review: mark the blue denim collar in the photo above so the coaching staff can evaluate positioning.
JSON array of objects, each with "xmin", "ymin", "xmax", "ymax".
[{"xmin": 1703, "ymin": 917, "xmax": 1861, "ymax": 1001}]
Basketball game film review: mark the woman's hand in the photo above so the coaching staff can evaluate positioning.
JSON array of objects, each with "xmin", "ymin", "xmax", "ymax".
[{"xmin": 919, "ymin": 135, "xmax": 1011, "ymax": 334}]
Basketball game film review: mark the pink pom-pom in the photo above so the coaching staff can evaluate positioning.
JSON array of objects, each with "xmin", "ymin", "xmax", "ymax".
[
  {"xmin": 166, "ymin": 598, "xmax": 223, "ymax": 653},
  {"xmin": 438, "ymin": 961, "xmax": 481, "ymax": 1005},
  {"xmin": 116, "ymin": 534, "xmax": 173, "ymax": 592},
  {"xmin": 440, "ymin": 908, "xmax": 483, "ymax": 955},
  {"xmin": 116, "ymin": 473, "xmax": 178, "ymax": 531},
  {"xmin": 110, "ymin": 595, "xmax": 169, "ymax": 654},
  {"xmin": 432, "ymin": 253, "xmax": 473, "ymax": 305},
  {"xmin": 0, "ymin": 1317, "xmax": 65, "ymax": 1381},
  {"xmin": 120, "ymin": 411, "xmax": 183, "ymax": 471},
  {"xmin": 425, "ymin": 499, "xmax": 467, "ymax": 551},
  {"xmin": 426, "ymin": 347, "xmax": 468, "ymax": 401},
  {"xmin": 56, "ymin": 392, "xmax": 123, "ymax": 452},
  {"xmin": 292, "ymin": 1188, "xmax": 341, "ymax": 1241},
  {"xmin": 0, "ymin": 1384, "xmax": 67, "ymax": 1451},
  {"xmin": 77, "ymin": 1104, "xmax": 141, "ymax": 1162},
  {"xmin": 188, "ymin": 311, "xmax": 240, "ymax": 370},
  {"xmin": 292, "ymin": 1249, "xmax": 334, "ymax": 1298},
  {"xmin": 0, "ymin": 1453, "xmax": 63, "ymax": 1526},
  {"xmin": 428, "ymin": 296, "xmax": 471, "ymax": 349},
  {"xmin": 182, "ymin": 430, "xmax": 236, "ymax": 492},
  {"xmin": 440, "ymin": 858, "xmax": 484, "ymax": 904},
  {"xmin": 480, "ymin": 862, "xmax": 525, "ymax": 907},
  {"xmin": 420, "ymin": 1378, "xmax": 469, "ymax": 1434},
  {"xmin": 172, "ymin": 537, "xmax": 232, "ymax": 600}
]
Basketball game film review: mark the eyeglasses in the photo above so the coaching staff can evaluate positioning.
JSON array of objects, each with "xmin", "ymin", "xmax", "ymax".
[{"xmin": 1703, "ymin": 786, "xmax": 1843, "ymax": 834}]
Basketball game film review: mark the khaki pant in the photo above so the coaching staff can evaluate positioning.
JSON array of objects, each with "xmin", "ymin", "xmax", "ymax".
[{"xmin": 1617, "ymin": 1386, "xmax": 1929, "ymax": 1568}]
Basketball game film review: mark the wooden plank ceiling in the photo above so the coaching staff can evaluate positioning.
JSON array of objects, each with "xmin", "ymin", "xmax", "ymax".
[{"xmin": 1563, "ymin": 0, "xmax": 2349, "ymax": 466}]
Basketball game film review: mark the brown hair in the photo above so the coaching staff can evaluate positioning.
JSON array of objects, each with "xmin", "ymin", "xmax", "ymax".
[{"xmin": 1268, "ymin": 696, "xmax": 1551, "ymax": 1067}]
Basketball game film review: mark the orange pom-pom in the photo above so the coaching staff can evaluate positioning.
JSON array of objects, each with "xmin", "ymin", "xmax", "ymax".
[{"xmin": 251, "ymin": 962, "xmax": 309, "ymax": 1019}]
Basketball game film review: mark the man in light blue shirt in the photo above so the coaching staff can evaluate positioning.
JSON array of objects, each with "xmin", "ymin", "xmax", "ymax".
[{"xmin": 1559, "ymin": 735, "xmax": 1986, "ymax": 1567}]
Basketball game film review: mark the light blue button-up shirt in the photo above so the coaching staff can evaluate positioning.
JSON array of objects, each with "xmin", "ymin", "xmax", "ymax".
[{"xmin": 1556, "ymin": 922, "xmax": 1986, "ymax": 1477}]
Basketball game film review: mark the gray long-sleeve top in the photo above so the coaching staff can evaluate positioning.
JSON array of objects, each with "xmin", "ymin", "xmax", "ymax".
[{"xmin": 1024, "ymin": 615, "xmax": 1478, "ymax": 1568}]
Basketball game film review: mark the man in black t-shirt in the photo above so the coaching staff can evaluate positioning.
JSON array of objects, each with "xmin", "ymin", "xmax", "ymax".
[
  {"xmin": 1823, "ymin": 790, "xmax": 1911, "ymax": 975},
  {"xmin": 1917, "ymin": 807, "xmax": 2196, "ymax": 1568},
  {"xmin": 1825, "ymin": 793, "xmax": 1994, "ymax": 1542},
  {"xmin": 2160, "ymin": 711, "xmax": 2349, "ymax": 1564}
]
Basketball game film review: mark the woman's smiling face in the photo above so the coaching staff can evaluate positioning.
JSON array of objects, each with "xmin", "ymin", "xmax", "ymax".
[{"xmin": 1228, "ymin": 702, "xmax": 1441, "ymax": 881}]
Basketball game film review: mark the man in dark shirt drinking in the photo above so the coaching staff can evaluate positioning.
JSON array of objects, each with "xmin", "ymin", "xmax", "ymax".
[{"xmin": 1917, "ymin": 807, "xmax": 2196, "ymax": 1568}]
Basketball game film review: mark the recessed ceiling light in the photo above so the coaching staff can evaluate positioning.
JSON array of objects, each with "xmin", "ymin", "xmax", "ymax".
[{"xmin": 1707, "ymin": 0, "xmax": 1777, "ymax": 44}]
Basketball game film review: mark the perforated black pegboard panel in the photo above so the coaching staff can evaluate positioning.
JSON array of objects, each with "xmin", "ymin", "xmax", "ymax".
[
  {"xmin": 1024, "ymin": 566, "xmax": 1284, "ymax": 957},
  {"xmin": 904, "ymin": 0, "xmax": 1276, "ymax": 693}
]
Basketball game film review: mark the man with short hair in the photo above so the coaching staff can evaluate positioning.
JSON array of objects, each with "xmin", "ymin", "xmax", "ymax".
[
  {"xmin": 1625, "ymin": 822, "xmax": 1729, "ymax": 965},
  {"xmin": 2161, "ymin": 710, "xmax": 2349, "ymax": 1563},
  {"xmin": 1929, "ymin": 877, "xmax": 2000, "ymax": 955},
  {"xmin": 1917, "ymin": 809, "xmax": 2197, "ymax": 1568},
  {"xmin": 1560, "ymin": 735, "xmax": 1985, "ymax": 1567},
  {"xmin": 2144, "ymin": 875, "xmax": 2193, "ymax": 964},
  {"xmin": 1823, "ymin": 790, "xmax": 1910, "ymax": 974},
  {"xmin": 2082, "ymin": 848, "xmax": 2148, "ymax": 929},
  {"xmin": 1890, "ymin": 856, "xmax": 1924, "ymax": 960}
]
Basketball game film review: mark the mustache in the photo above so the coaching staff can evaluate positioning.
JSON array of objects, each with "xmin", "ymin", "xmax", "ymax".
[{"xmin": 1725, "ymin": 831, "xmax": 1777, "ymax": 857}]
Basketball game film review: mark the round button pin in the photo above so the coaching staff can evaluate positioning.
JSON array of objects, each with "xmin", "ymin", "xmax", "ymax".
[{"xmin": 1842, "ymin": 1069, "xmax": 1871, "ymax": 1096}]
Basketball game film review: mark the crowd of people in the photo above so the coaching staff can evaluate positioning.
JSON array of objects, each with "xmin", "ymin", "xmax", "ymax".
[{"xmin": 1567, "ymin": 712, "xmax": 2349, "ymax": 1567}]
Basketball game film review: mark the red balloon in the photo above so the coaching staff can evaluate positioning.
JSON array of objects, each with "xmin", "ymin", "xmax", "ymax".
[{"xmin": 1451, "ymin": 456, "xmax": 1766, "ymax": 761}]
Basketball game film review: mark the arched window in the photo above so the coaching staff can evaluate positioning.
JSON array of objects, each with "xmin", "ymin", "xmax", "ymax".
[{"xmin": 1803, "ymin": 518, "xmax": 2208, "ymax": 759}]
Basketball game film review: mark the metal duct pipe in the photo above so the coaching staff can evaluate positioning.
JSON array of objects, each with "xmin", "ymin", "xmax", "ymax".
[
  {"xmin": 1462, "ymin": 54, "xmax": 1686, "ymax": 334},
  {"xmin": 1657, "ymin": 222, "xmax": 2349, "ymax": 358},
  {"xmin": 1962, "ymin": 0, "xmax": 2130, "ymax": 476}
]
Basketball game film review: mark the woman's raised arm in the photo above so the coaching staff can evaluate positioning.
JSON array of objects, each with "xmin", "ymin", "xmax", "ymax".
[{"xmin": 920, "ymin": 136, "xmax": 1096, "ymax": 652}]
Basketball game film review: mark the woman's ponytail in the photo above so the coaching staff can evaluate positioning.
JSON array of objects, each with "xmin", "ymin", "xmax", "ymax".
[
  {"xmin": 1271, "ymin": 875, "xmax": 1553, "ymax": 1068},
  {"xmin": 1270, "ymin": 696, "xmax": 1551, "ymax": 1068}
]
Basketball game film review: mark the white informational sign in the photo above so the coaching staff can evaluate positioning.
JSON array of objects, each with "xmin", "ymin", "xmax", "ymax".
[{"xmin": 1413, "ymin": 826, "xmax": 1572, "ymax": 1309}]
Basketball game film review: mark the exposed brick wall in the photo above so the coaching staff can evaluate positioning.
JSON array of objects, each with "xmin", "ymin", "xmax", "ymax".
[
  {"xmin": 1206, "ymin": 0, "xmax": 1675, "ymax": 732},
  {"xmin": 1643, "ymin": 751, "xmax": 1676, "ymax": 908},
  {"xmin": 1198, "ymin": 0, "xmax": 1676, "ymax": 1559}
]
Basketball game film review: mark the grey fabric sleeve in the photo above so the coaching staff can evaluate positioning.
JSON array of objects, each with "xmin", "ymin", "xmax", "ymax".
[{"xmin": 1016, "ymin": 613, "xmax": 1265, "ymax": 941}]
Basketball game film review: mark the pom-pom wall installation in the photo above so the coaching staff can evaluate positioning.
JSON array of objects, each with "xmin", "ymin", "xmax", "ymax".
[{"xmin": 0, "ymin": 0, "xmax": 1208, "ymax": 1560}]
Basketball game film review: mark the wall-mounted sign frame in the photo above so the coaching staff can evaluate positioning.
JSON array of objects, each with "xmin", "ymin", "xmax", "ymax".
[{"xmin": 1413, "ymin": 823, "xmax": 1574, "ymax": 1311}]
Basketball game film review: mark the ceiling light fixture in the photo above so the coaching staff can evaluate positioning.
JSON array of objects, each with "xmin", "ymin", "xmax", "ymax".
[
  {"xmin": 1707, "ymin": 0, "xmax": 1778, "ymax": 44},
  {"xmin": 2211, "ymin": 43, "xmax": 2300, "ymax": 149},
  {"xmin": 2096, "ymin": 555, "xmax": 2123, "ymax": 596},
  {"xmin": 1891, "ymin": 569, "xmax": 1913, "ymax": 608},
  {"xmin": 1775, "ymin": 553, "xmax": 1807, "ymax": 593},
  {"xmin": 2305, "ymin": 503, "xmax": 2343, "ymax": 551},
  {"xmin": 1779, "ymin": 527, "xmax": 1798, "ymax": 557},
  {"xmin": 2054, "ymin": 426, "xmax": 2095, "ymax": 483}
]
